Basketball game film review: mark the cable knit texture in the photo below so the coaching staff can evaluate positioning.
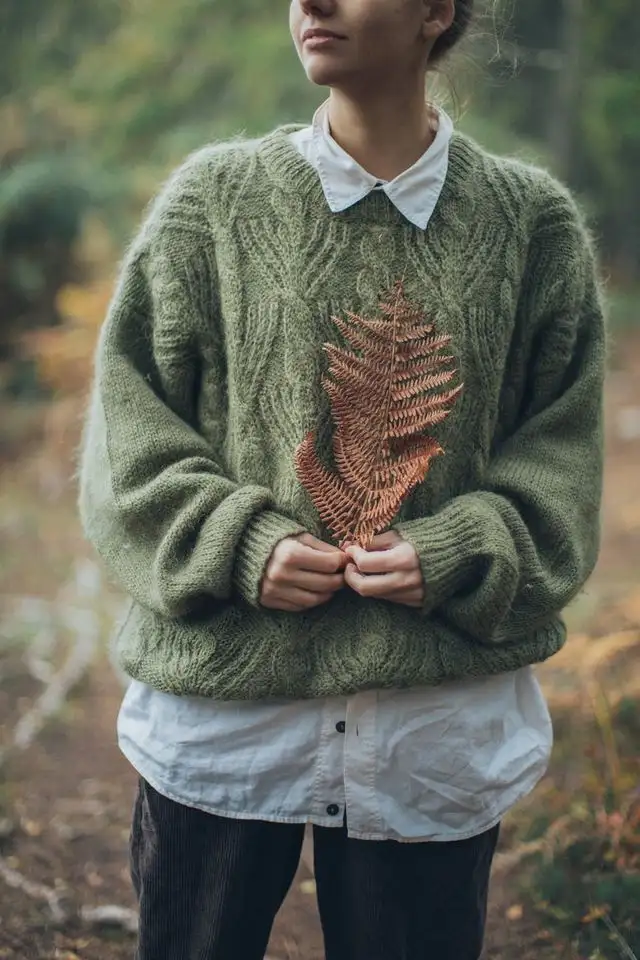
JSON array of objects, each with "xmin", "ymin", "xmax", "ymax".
[{"xmin": 78, "ymin": 127, "xmax": 606, "ymax": 700}]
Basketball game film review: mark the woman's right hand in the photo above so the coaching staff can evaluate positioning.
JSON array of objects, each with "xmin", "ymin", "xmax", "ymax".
[{"xmin": 260, "ymin": 533, "xmax": 346, "ymax": 612}]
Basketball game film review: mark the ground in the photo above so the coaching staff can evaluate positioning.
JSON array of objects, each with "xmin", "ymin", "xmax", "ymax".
[{"xmin": 0, "ymin": 332, "xmax": 639, "ymax": 960}]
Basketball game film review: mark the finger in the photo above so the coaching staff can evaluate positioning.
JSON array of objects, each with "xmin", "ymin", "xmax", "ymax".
[
  {"xmin": 368, "ymin": 531, "xmax": 402, "ymax": 550},
  {"xmin": 344, "ymin": 566, "xmax": 410, "ymax": 597},
  {"xmin": 343, "ymin": 544, "xmax": 388, "ymax": 572},
  {"xmin": 263, "ymin": 586, "xmax": 334, "ymax": 610},
  {"xmin": 343, "ymin": 563, "xmax": 360, "ymax": 591},
  {"xmin": 344, "ymin": 566, "xmax": 423, "ymax": 605},
  {"xmin": 297, "ymin": 533, "xmax": 343, "ymax": 555},
  {"xmin": 345, "ymin": 543, "xmax": 414, "ymax": 575},
  {"xmin": 268, "ymin": 564, "xmax": 344, "ymax": 593},
  {"xmin": 280, "ymin": 539, "xmax": 345, "ymax": 573},
  {"xmin": 288, "ymin": 570, "xmax": 345, "ymax": 593},
  {"xmin": 341, "ymin": 533, "xmax": 398, "ymax": 558},
  {"xmin": 297, "ymin": 540, "xmax": 346, "ymax": 571},
  {"xmin": 343, "ymin": 567, "xmax": 423, "ymax": 607}
]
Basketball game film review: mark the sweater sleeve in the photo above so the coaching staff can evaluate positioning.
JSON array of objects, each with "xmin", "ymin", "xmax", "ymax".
[
  {"xmin": 394, "ymin": 191, "xmax": 606, "ymax": 645},
  {"xmin": 78, "ymin": 152, "xmax": 304, "ymax": 618}
]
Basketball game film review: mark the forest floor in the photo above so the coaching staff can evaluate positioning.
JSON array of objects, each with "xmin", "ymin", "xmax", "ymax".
[{"xmin": 0, "ymin": 331, "xmax": 639, "ymax": 960}]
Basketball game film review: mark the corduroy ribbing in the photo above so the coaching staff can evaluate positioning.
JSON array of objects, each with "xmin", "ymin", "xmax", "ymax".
[
  {"xmin": 131, "ymin": 778, "xmax": 498, "ymax": 960},
  {"xmin": 78, "ymin": 128, "xmax": 606, "ymax": 701}
]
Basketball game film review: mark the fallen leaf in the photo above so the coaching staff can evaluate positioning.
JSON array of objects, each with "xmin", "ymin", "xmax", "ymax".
[
  {"xmin": 581, "ymin": 905, "xmax": 609, "ymax": 924},
  {"xmin": 506, "ymin": 904, "xmax": 524, "ymax": 921},
  {"xmin": 21, "ymin": 818, "xmax": 42, "ymax": 837},
  {"xmin": 535, "ymin": 930, "xmax": 553, "ymax": 942},
  {"xmin": 86, "ymin": 870, "xmax": 103, "ymax": 888}
]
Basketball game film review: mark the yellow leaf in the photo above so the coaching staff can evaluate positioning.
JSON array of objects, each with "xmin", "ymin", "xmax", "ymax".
[
  {"xmin": 506, "ymin": 904, "xmax": 524, "ymax": 921},
  {"xmin": 299, "ymin": 879, "xmax": 317, "ymax": 895},
  {"xmin": 582, "ymin": 905, "xmax": 609, "ymax": 924},
  {"xmin": 21, "ymin": 818, "xmax": 42, "ymax": 837}
]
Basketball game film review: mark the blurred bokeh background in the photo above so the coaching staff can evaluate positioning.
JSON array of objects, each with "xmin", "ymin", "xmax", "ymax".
[{"xmin": 0, "ymin": 2, "xmax": 639, "ymax": 958}]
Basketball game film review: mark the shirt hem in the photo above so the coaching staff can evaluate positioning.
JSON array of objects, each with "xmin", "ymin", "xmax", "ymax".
[{"xmin": 120, "ymin": 740, "xmax": 549, "ymax": 844}]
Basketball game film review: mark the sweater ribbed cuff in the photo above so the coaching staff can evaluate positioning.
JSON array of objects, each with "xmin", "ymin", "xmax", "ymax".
[
  {"xmin": 233, "ymin": 510, "xmax": 306, "ymax": 608},
  {"xmin": 393, "ymin": 502, "xmax": 489, "ymax": 615}
]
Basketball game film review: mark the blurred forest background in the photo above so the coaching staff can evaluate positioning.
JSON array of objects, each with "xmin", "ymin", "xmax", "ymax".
[{"xmin": 0, "ymin": 2, "xmax": 639, "ymax": 959}]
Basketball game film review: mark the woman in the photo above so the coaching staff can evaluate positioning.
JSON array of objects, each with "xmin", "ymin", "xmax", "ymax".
[{"xmin": 79, "ymin": 1, "xmax": 606, "ymax": 958}]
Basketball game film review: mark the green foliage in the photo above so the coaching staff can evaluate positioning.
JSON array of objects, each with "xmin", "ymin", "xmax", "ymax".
[
  {"xmin": 607, "ymin": 288, "xmax": 640, "ymax": 331},
  {"xmin": 486, "ymin": 0, "xmax": 640, "ymax": 278},
  {"xmin": 0, "ymin": 156, "xmax": 100, "ymax": 357},
  {"xmin": 0, "ymin": 0, "xmax": 120, "ymax": 98},
  {"xmin": 580, "ymin": 70, "xmax": 640, "ymax": 277},
  {"xmin": 0, "ymin": 2, "xmax": 121, "ymax": 359},
  {"xmin": 522, "ymin": 688, "xmax": 640, "ymax": 960},
  {"xmin": 66, "ymin": 0, "xmax": 321, "ymax": 169},
  {"xmin": 534, "ymin": 852, "xmax": 640, "ymax": 959}
]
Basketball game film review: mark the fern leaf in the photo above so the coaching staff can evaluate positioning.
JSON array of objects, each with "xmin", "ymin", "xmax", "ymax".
[
  {"xmin": 391, "ymin": 369, "xmax": 457, "ymax": 402},
  {"xmin": 295, "ymin": 281, "xmax": 463, "ymax": 548}
]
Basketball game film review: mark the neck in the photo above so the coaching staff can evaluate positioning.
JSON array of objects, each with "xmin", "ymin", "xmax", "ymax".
[{"xmin": 326, "ymin": 80, "xmax": 436, "ymax": 182}]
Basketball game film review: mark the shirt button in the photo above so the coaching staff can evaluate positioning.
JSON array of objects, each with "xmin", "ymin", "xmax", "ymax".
[
  {"xmin": 335, "ymin": 721, "xmax": 346, "ymax": 733},
  {"xmin": 326, "ymin": 804, "xmax": 340, "ymax": 817}
]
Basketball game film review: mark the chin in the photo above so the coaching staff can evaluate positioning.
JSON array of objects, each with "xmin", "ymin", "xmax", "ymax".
[
  {"xmin": 302, "ymin": 56, "xmax": 345, "ymax": 88},
  {"xmin": 304, "ymin": 68, "xmax": 335, "ymax": 87}
]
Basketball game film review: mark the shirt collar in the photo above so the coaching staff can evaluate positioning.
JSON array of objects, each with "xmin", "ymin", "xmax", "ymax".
[{"xmin": 308, "ymin": 101, "xmax": 453, "ymax": 230}]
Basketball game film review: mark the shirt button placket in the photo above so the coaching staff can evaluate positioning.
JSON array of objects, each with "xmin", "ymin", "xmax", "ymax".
[
  {"xmin": 313, "ymin": 703, "xmax": 347, "ymax": 825},
  {"xmin": 325, "ymin": 721, "xmax": 346, "ymax": 818}
]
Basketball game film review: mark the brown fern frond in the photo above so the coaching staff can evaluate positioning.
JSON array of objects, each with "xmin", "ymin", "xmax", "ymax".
[{"xmin": 295, "ymin": 281, "xmax": 463, "ymax": 548}]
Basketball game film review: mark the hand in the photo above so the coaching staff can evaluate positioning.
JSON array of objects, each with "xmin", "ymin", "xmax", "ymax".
[
  {"xmin": 261, "ymin": 533, "xmax": 346, "ymax": 613},
  {"xmin": 343, "ymin": 531, "xmax": 424, "ymax": 609}
]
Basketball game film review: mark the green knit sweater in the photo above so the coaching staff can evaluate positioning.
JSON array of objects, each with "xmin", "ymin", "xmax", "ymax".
[{"xmin": 78, "ymin": 127, "xmax": 606, "ymax": 701}]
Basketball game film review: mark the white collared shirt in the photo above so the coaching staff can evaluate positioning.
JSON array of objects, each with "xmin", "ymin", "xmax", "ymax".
[
  {"xmin": 117, "ymin": 105, "xmax": 553, "ymax": 842},
  {"xmin": 290, "ymin": 101, "xmax": 453, "ymax": 228}
]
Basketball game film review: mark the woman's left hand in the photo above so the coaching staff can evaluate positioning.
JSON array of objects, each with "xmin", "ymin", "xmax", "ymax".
[{"xmin": 343, "ymin": 531, "xmax": 425, "ymax": 609}]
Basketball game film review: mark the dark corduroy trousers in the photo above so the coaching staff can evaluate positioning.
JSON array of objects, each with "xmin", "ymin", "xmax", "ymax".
[{"xmin": 130, "ymin": 778, "xmax": 499, "ymax": 960}]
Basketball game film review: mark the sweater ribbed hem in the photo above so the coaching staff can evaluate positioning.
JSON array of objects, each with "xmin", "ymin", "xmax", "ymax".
[
  {"xmin": 394, "ymin": 497, "xmax": 518, "ymax": 617},
  {"xmin": 117, "ymin": 600, "xmax": 567, "ymax": 701},
  {"xmin": 233, "ymin": 510, "xmax": 306, "ymax": 607}
]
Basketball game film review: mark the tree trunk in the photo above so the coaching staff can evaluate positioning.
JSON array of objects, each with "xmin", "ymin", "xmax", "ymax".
[{"xmin": 549, "ymin": 0, "xmax": 584, "ymax": 182}]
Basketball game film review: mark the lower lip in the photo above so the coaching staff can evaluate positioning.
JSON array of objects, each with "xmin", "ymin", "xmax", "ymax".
[{"xmin": 303, "ymin": 35, "xmax": 342, "ymax": 50}]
